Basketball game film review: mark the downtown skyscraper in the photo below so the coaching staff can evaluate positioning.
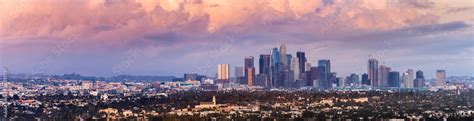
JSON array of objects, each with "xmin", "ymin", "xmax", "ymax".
[
  {"xmin": 378, "ymin": 65, "xmax": 391, "ymax": 88},
  {"xmin": 217, "ymin": 64, "xmax": 229, "ymax": 83},
  {"xmin": 436, "ymin": 70, "xmax": 446, "ymax": 86},
  {"xmin": 245, "ymin": 56, "xmax": 255, "ymax": 86},
  {"xmin": 368, "ymin": 59, "xmax": 378, "ymax": 87},
  {"xmin": 318, "ymin": 59, "xmax": 331, "ymax": 89},
  {"xmin": 259, "ymin": 55, "xmax": 271, "ymax": 75}
]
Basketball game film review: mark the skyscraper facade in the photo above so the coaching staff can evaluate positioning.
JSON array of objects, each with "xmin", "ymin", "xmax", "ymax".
[
  {"xmin": 436, "ymin": 70, "xmax": 446, "ymax": 86},
  {"xmin": 368, "ymin": 59, "xmax": 378, "ymax": 88},
  {"xmin": 406, "ymin": 69, "xmax": 414, "ymax": 88},
  {"xmin": 415, "ymin": 70, "xmax": 425, "ymax": 88},
  {"xmin": 217, "ymin": 64, "xmax": 229, "ymax": 83},
  {"xmin": 291, "ymin": 58, "xmax": 300, "ymax": 80},
  {"xmin": 279, "ymin": 44, "xmax": 287, "ymax": 67},
  {"xmin": 259, "ymin": 54, "xmax": 271, "ymax": 75},
  {"xmin": 235, "ymin": 66, "xmax": 244, "ymax": 77},
  {"xmin": 361, "ymin": 73, "xmax": 370, "ymax": 85},
  {"xmin": 378, "ymin": 65, "xmax": 391, "ymax": 87},
  {"xmin": 308, "ymin": 67, "xmax": 318, "ymax": 87},
  {"xmin": 270, "ymin": 48, "xmax": 281, "ymax": 87},
  {"xmin": 350, "ymin": 73, "xmax": 359, "ymax": 86},
  {"xmin": 318, "ymin": 59, "xmax": 331, "ymax": 89},
  {"xmin": 401, "ymin": 72, "xmax": 409, "ymax": 88},
  {"xmin": 388, "ymin": 71, "xmax": 400, "ymax": 87},
  {"xmin": 296, "ymin": 51, "xmax": 306, "ymax": 76},
  {"xmin": 245, "ymin": 57, "xmax": 255, "ymax": 86}
]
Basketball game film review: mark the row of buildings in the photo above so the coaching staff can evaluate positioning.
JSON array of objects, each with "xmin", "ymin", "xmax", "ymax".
[{"xmin": 210, "ymin": 44, "xmax": 448, "ymax": 90}]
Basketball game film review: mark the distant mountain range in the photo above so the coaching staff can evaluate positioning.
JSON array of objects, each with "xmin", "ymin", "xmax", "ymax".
[{"xmin": 1, "ymin": 73, "xmax": 176, "ymax": 82}]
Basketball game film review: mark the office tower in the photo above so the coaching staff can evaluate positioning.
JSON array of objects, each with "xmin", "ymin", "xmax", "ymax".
[
  {"xmin": 416, "ymin": 70, "xmax": 424, "ymax": 79},
  {"xmin": 283, "ymin": 70, "xmax": 293, "ymax": 88},
  {"xmin": 378, "ymin": 65, "xmax": 391, "ymax": 87},
  {"xmin": 401, "ymin": 72, "xmax": 409, "ymax": 88},
  {"xmin": 414, "ymin": 78, "xmax": 425, "ymax": 88},
  {"xmin": 234, "ymin": 66, "xmax": 244, "ymax": 77},
  {"xmin": 286, "ymin": 54, "xmax": 292, "ymax": 67},
  {"xmin": 270, "ymin": 48, "xmax": 281, "ymax": 67},
  {"xmin": 291, "ymin": 58, "xmax": 300, "ymax": 80},
  {"xmin": 259, "ymin": 54, "xmax": 271, "ymax": 75},
  {"xmin": 184, "ymin": 73, "xmax": 198, "ymax": 81},
  {"xmin": 270, "ymin": 48, "xmax": 281, "ymax": 87},
  {"xmin": 245, "ymin": 56, "xmax": 255, "ymax": 86},
  {"xmin": 415, "ymin": 70, "xmax": 425, "ymax": 88},
  {"xmin": 361, "ymin": 73, "xmax": 370, "ymax": 85},
  {"xmin": 436, "ymin": 70, "xmax": 446, "ymax": 86},
  {"xmin": 406, "ymin": 69, "xmax": 414, "ymax": 88},
  {"xmin": 279, "ymin": 44, "xmax": 287, "ymax": 67},
  {"xmin": 318, "ymin": 60, "xmax": 331, "ymax": 89},
  {"xmin": 296, "ymin": 51, "xmax": 307, "ymax": 75},
  {"xmin": 368, "ymin": 59, "xmax": 378, "ymax": 88},
  {"xmin": 350, "ymin": 73, "xmax": 359, "ymax": 86},
  {"xmin": 316, "ymin": 67, "xmax": 326, "ymax": 89},
  {"xmin": 388, "ymin": 71, "xmax": 400, "ymax": 87},
  {"xmin": 245, "ymin": 56, "xmax": 254, "ymax": 68},
  {"xmin": 254, "ymin": 74, "xmax": 268, "ymax": 87},
  {"xmin": 330, "ymin": 72, "xmax": 337, "ymax": 88},
  {"xmin": 336, "ymin": 77, "xmax": 345, "ymax": 87},
  {"xmin": 217, "ymin": 64, "xmax": 229, "ymax": 83},
  {"xmin": 308, "ymin": 67, "xmax": 318, "ymax": 87},
  {"xmin": 246, "ymin": 68, "xmax": 255, "ymax": 86}
]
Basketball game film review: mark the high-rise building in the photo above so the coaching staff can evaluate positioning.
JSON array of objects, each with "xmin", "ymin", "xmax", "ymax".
[
  {"xmin": 235, "ymin": 66, "xmax": 244, "ymax": 77},
  {"xmin": 416, "ymin": 70, "xmax": 424, "ymax": 79},
  {"xmin": 217, "ymin": 64, "xmax": 229, "ymax": 83},
  {"xmin": 318, "ymin": 60, "xmax": 331, "ymax": 89},
  {"xmin": 270, "ymin": 48, "xmax": 280, "ymax": 87},
  {"xmin": 406, "ymin": 69, "xmax": 414, "ymax": 88},
  {"xmin": 361, "ymin": 73, "xmax": 370, "ymax": 85},
  {"xmin": 330, "ymin": 72, "xmax": 337, "ymax": 88},
  {"xmin": 401, "ymin": 72, "xmax": 409, "ymax": 88},
  {"xmin": 279, "ymin": 44, "xmax": 287, "ymax": 67},
  {"xmin": 415, "ymin": 70, "xmax": 425, "ymax": 88},
  {"xmin": 350, "ymin": 73, "xmax": 359, "ymax": 86},
  {"xmin": 336, "ymin": 77, "xmax": 345, "ymax": 87},
  {"xmin": 270, "ymin": 48, "xmax": 281, "ymax": 67},
  {"xmin": 259, "ymin": 54, "xmax": 271, "ymax": 75},
  {"xmin": 245, "ymin": 56, "xmax": 254, "ymax": 68},
  {"xmin": 291, "ymin": 58, "xmax": 300, "ymax": 80},
  {"xmin": 245, "ymin": 56, "xmax": 255, "ymax": 86},
  {"xmin": 414, "ymin": 78, "xmax": 425, "ymax": 88},
  {"xmin": 296, "ymin": 51, "xmax": 307, "ymax": 75},
  {"xmin": 368, "ymin": 59, "xmax": 378, "ymax": 88},
  {"xmin": 308, "ymin": 67, "xmax": 318, "ymax": 87},
  {"xmin": 436, "ymin": 70, "xmax": 446, "ymax": 86},
  {"xmin": 246, "ymin": 68, "xmax": 255, "ymax": 86},
  {"xmin": 378, "ymin": 65, "xmax": 391, "ymax": 87},
  {"xmin": 388, "ymin": 71, "xmax": 400, "ymax": 87},
  {"xmin": 286, "ymin": 54, "xmax": 292, "ymax": 67}
]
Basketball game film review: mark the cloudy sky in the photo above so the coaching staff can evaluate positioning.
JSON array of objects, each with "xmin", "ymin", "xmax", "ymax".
[{"xmin": 0, "ymin": 0, "xmax": 473, "ymax": 78}]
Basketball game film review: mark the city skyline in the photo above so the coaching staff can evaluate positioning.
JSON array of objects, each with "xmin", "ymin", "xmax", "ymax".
[{"xmin": 0, "ymin": 0, "xmax": 473, "ymax": 78}]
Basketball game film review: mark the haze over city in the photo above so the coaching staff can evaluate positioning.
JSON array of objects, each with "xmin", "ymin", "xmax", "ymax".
[{"xmin": 0, "ymin": 0, "xmax": 473, "ymax": 78}]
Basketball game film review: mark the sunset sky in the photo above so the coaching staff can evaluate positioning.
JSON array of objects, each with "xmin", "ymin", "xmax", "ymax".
[{"xmin": 0, "ymin": 0, "xmax": 473, "ymax": 78}]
